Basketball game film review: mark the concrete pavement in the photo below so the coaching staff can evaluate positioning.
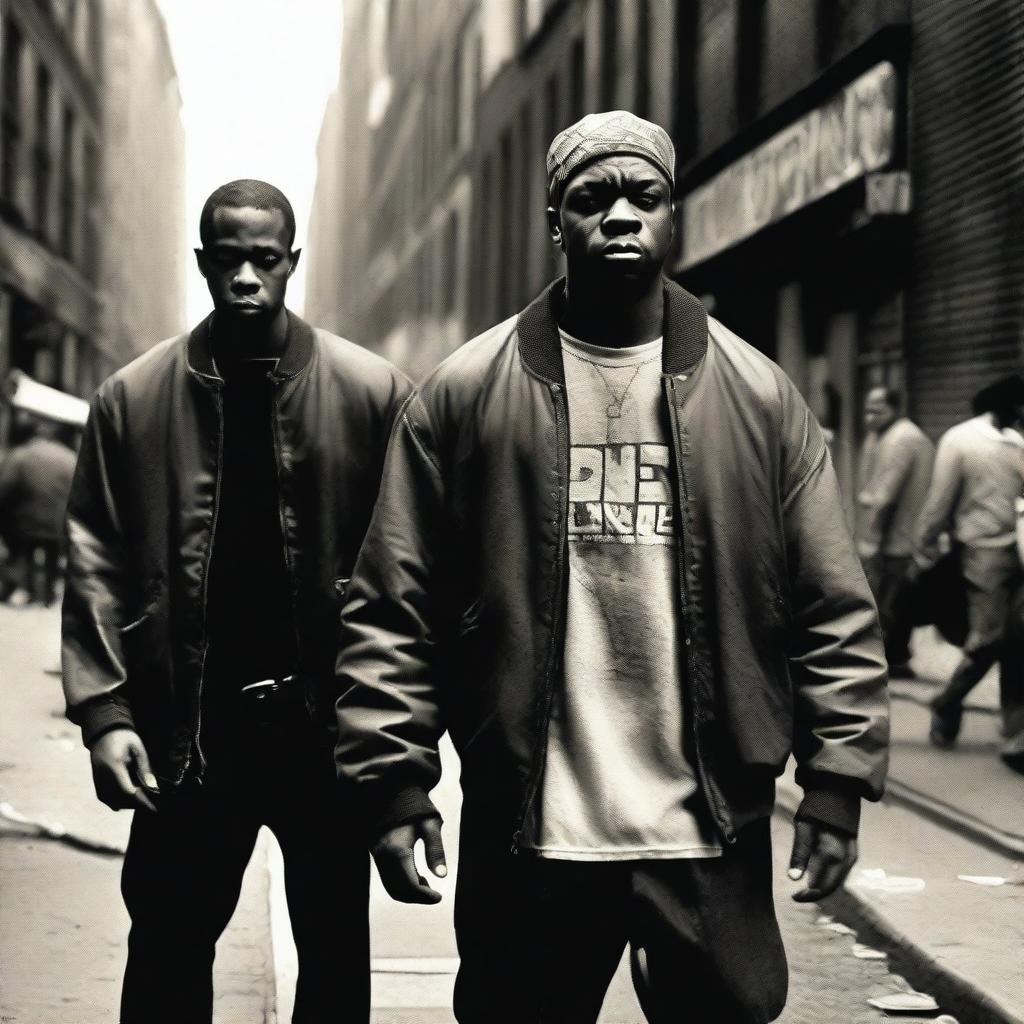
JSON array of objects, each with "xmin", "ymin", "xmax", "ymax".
[
  {"xmin": 0, "ymin": 603, "xmax": 274, "ymax": 1023},
  {"xmin": 4, "ymin": 602, "xmax": 1020, "ymax": 1022}
]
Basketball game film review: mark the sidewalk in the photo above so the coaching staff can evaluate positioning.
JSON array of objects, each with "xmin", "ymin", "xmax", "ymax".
[
  {"xmin": 0, "ymin": 604, "xmax": 275, "ymax": 1023},
  {"xmin": 778, "ymin": 625, "xmax": 1024, "ymax": 1024}
]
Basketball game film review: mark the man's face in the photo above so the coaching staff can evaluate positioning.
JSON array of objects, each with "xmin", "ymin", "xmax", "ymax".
[
  {"xmin": 195, "ymin": 206, "xmax": 298, "ymax": 321},
  {"xmin": 863, "ymin": 388, "xmax": 897, "ymax": 434},
  {"xmin": 549, "ymin": 155, "xmax": 674, "ymax": 285}
]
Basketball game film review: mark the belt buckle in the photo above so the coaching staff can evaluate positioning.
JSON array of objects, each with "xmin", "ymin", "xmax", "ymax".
[
  {"xmin": 240, "ymin": 678, "xmax": 282, "ymax": 703},
  {"xmin": 240, "ymin": 675, "xmax": 299, "ymax": 725}
]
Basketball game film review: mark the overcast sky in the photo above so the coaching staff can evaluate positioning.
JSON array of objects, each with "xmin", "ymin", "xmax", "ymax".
[{"xmin": 155, "ymin": 0, "xmax": 345, "ymax": 324}]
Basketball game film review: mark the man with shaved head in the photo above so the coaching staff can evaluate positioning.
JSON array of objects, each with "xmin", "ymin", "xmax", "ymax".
[
  {"xmin": 62, "ymin": 179, "xmax": 411, "ymax": 1022},
  {"xmin": 335, "ymin": 114, "xmax": 889, "ymax": 1021}
]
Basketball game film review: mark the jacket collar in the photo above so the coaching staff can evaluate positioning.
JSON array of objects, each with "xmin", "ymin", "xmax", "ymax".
[
  {"xmin": 516, "ymin": 276, "xmax": 709, "ymax": 385},
  {"xmin": 186, "ymin": 309, "xmax": 315, "ymax": 385}
]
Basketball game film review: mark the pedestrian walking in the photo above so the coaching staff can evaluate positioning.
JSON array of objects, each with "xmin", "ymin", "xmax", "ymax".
[
  {"xmin": 334, "ymin": 112, "xmax": 889, "ymax": 1024},
  {"xmin": 0, "ymin": 418, "xmax": 76, "ymax": 606},
  {"xmin": 914, "ymin": 375, "xmax": 1024, "ymax": 749},
  {"xmin": 855, "ymin": 387, "xmax": 934, "ymax": 676},
  {"xmin": 995, "ymin": 480, "xmax": 1024, "ymax": 774},
  {"xmin": 61, "ymin": 179, "xmax": 411, "ymax": 1024}
]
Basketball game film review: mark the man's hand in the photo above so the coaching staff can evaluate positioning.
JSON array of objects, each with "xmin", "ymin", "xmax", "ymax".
[
  {"xmin": 372, "ymin": 817, "xmax": 447, "ymax": 905},
  {"xmin": 89, "ymin": 728, "xmax": 159, "ymax": 812},
  {"xmin": 788, "ymin": 819, "xmax": 857, "ymax": 902}
]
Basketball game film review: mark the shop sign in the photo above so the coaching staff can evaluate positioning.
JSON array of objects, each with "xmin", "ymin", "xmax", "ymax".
[{"xmin": 680, "ymin": 61, "xmax": 898, "ymax": 269}]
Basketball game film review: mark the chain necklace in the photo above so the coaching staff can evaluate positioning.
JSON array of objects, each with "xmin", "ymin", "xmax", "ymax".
[{"xmin": 564, "ymin": 347, "xmax": 660, "ymax": 420}]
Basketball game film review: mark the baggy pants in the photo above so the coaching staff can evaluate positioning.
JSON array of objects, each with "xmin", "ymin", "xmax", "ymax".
[
  {"xmin": 118, "ymin": 703, "xmax": 370, "ymax": 1024},
  {"xmin": 452, "ymin": 816, "xmax": 787, "ymax": 1024},
  {"xmin": 933, "ymin": 544, "xmax": 1021, "ymax": 723}
]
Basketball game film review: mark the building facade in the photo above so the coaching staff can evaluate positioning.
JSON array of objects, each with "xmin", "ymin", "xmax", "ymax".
[
  {"xmin": 0, "ymin": 0, "xmax": 186, "ymax": 443},
  {"xmin": 307, "ymin": 0, "xmax": 1023, "ymax": 497}
]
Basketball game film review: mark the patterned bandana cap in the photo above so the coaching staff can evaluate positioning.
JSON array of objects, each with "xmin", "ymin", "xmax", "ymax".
[{"xmin": 546, "ymin": 110, "xmax": 676, "ymax": 203}]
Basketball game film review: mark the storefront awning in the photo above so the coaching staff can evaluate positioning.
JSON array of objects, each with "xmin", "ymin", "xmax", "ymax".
[
  {"xmin": 5, "ymin": 370, "xmax": 90, "ymax": 427},
  {"xmin": 678, "ymin": 61, "xmax": 901, "ymax": 271}
]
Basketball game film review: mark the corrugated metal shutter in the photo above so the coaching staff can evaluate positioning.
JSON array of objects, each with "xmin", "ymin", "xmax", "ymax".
[{"xmin": 907, "ymin": 0, "xmax": 1024, "ymax": 440}]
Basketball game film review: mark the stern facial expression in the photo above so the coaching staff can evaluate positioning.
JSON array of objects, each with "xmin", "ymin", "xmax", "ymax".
[
  {"xmin": 196, "ymin": 206, "xmax": 298, "ymax": 324},
  {"xmin": 549, "ymin": 154, "xmax": 673, "ymax": 288}
]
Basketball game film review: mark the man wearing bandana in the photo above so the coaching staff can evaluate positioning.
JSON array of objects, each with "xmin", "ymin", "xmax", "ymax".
[{"xmin": 336, "ymin": 113, "xmax": 889, "ymax": 1023}]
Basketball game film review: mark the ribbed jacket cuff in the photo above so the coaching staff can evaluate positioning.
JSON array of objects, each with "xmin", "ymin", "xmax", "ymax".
[
  {"xmin": 795, "ymin": 787, "xmax": 861, "ymax": 837},
  {"xmin": 364, "ymin": 785, "xmax": 441, "ymax": 842},
  {"xmin": 80, "ymin": 698, "xmax": 136, "ymax": 748}
]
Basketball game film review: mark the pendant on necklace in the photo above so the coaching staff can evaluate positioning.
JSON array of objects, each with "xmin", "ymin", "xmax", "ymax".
[{"xmin": 607, "ymin": 402, "xmax": 622, "ymax": 418}]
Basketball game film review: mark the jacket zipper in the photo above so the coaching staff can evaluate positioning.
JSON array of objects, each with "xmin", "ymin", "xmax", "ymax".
[
  {"xmin": 269, "ymin": 384, "xmax": 303, "ymax": 671},
  {"xmin": 180, "ymin": 387, "xmax": 225, "ymax": 783},
  {"xmin": 510, "ymin": 381, "xmax": 569, "ymax": 853},
  {"xmin": 666, "ymin": 377, "xmax": 735, "ymax": 845}
]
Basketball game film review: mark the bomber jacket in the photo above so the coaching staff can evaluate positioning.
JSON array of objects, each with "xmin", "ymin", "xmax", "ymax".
[
  {"xmin": 335, "ymin": 279, "xmax": 889, "ymax": 846},
  {"xmin": 62, "ymin": 312, "xmax": 412, "ymax": 783}
]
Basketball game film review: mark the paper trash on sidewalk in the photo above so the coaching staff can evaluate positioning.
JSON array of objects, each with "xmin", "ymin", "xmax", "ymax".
[
  {"xmin": 823, "ymin": 922, "xmax": 857, "ymax": 936},
  {"xmin": 852, "ymin": 943, "xmax": 887, "ymax": 960},
  {"xmin": 851, "ymin": 867, "xmax": 925, "ymax": 893},
  {"xmin": 956, "ymin": 874, "xmax": 1006, "ymax": 886},
  {"xmin": 867, "ymin": 991, "xmax": 940, "ymax": 1012}
]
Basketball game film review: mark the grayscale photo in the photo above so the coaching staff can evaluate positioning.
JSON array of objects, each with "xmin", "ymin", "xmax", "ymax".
[{"xmin": 0, "ymin": 1, "xmax": 1021, "ymax": 1022}]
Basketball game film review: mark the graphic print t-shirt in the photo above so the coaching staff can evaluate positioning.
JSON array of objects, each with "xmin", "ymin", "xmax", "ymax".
[{"xmin": 530, "ymin": 329, "xmax": 721, "ymax": 861}]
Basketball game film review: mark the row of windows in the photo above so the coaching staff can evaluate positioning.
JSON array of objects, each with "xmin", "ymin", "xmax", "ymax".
[
  {"xmin": 356, "ymin": 0, "xmax": 881, "ymax": 345},
  {"xmin": 1, "ymin": 14, "xmax": 97, "ymax": 274}
]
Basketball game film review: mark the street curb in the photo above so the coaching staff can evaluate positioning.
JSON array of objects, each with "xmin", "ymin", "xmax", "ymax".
[
  {"xmin": 883, "ymin": 778, "xmax": 1024, "ymax": 860},
  {"xmin": 774, "ymin": 789, "xmax": 1023, "ymax": 1024}
]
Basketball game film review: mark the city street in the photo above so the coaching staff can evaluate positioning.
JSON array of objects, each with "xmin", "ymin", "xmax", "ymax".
[{"xmin": 3, "ymin": 601, "xmax": 1020, "ymax": 1022}]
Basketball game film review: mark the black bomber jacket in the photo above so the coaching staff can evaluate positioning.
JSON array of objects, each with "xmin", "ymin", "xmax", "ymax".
[
  {"xmin": 335, "ymin": 279, "xmax": 889, "ymax": 846},
  {"xmin": 61, "ymin": 311, "xmax": 412, "ymax": 783}
]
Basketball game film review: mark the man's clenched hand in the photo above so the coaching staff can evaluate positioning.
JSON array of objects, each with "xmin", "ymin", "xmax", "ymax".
[
  {"xmin": 372, "ymin": 817, "xmax": 447, "ymax": 905},
  {"xmin": 89, "ymin": 728, "xmax": 159, "ymax": 812},
  {"xmin": 788, "ymin": 818, "xmax": 857, "ymax": 902}
]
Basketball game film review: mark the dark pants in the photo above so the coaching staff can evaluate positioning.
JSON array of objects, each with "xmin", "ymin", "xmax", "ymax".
[
  {"xmin": 119, "ymin": 700, "xmax": 369, "ymax": 1024},
  {"xmin": 452, "ymin": 816, "xmax": 787, "ymax": 1024},
  {"xmin": 864, "ymin": 554, "xmax": 915, "ymax": 666},
  {"xmin": 933, "ymin": 545, "xmax": 1021, "ymax": 727},
  {"xmin": 1, "ymin": 536, "xmax": 61, "ymax": 604},
  {"xmin": 999, "ymin": 582, "xmax": 1024, "ymax": 741}
]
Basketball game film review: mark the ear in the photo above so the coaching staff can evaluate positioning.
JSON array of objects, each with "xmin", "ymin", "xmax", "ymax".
[
  {"xmin": 288, "ymin": 249, "xmax": 302, "ymax": 276},
  {"xmin": 546, "ymin": 207, "xmax": 563, "ymax": 251},
  {"xmin": 194, "ymin": 248, "xmax": 208, "ymax": 279}
]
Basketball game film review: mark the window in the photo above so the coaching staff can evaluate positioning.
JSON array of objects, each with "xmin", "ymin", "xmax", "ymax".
[
  {"xmin": 635, "ymin": 0, "xmax": 651, "ymax": 117},
  {"xmin": 83, "ymin": 137, "xmax": 98, "ymax": 281},
  {"xmin": 543, "ymin": 71, "xmax": 560, "ymax": 147},
  {"xmin": 736, "ymin": 0, "xmax": 766, "ymax": 124},
  {"xmin": 34, "ymin": 64, "xmax": 53, "ymax": 237},
  {"xmin": 451, "ymin": 32, "xmax": 464, "ymax": 151},
  {"xmin": 815, "ymin": 0, "xmax": 841, "ymax": 68},
  {"xmin": 674, "ymin": 0, "xmax": 699, "ymax": 159},
  {"xmin": 570, "ymin": 36, "xmax": 585, "ymax": 121},
  {"xmin": 2, "ymin": 18, "xmax": 23, "ymax": 203},
  {"xmin": 477, "ymin": 153, "xmax": 495, "ymax": 327},
  {"xmin": 498, "ymin": 129, "xmax": 515, "ymax": 315},
  {"xmin": 518, "ymin": 100, "xmax": 533, "ymax": 304},
  {"xmin": 60, "ymin": 106, "xmax": 75, "ymax": 258},
  {"xmin": 600, "ymin": 0, "xmax": 617, "ymax": 109},
  {"xmin": 442, "ymin": 210, "xmax": 459, "ymax": 316}
]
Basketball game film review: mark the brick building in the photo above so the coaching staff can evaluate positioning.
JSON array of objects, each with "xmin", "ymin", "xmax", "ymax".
[
  {"xmin": 307, "ymin": 0, "xmax": 1022, "ymax": 497},
  {"xmin": 0, "ymin": 0, "xmax": 186, "ymax": 442}
]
